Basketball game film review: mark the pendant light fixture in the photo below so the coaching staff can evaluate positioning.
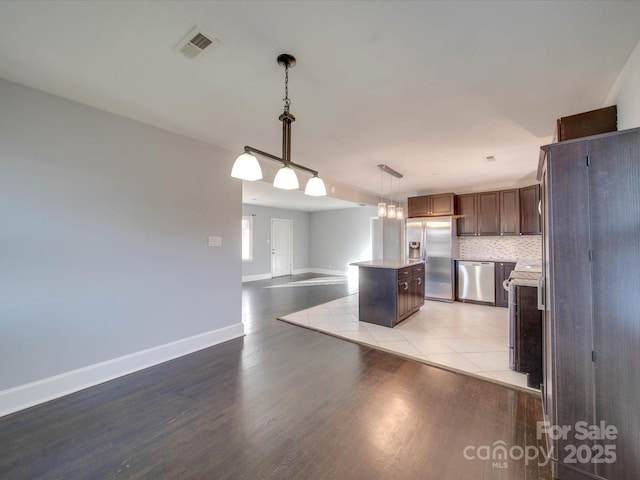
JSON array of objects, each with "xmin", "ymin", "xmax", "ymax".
[
  {"xmin": 396, "ymin": 175, "xmax": 404, "ymax": 219},
  {"xmin": 387, "ymin": 176, "xmax": 397, "ymax": 219},
  {"xmin": 377, "ymin": 167, "xmax": 387, "ymax": 217},
  {"xmin": 230, "ymin": 54, "xmax": 327, "ymax": 196},
  {"xmin": 377, "ymin": 164, "xmax": 403, "ymax": 219}
]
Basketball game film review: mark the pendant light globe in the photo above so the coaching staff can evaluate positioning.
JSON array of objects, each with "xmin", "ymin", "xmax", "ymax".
[
  {"xmin": 304, "ymin": 175, "xmax": 327, "ymax": 196},
  {"xmin": 231, "ymin": 153, "xmax": 262, "ymax": 181},
  {"xmin": 273, "ymin": 165, "xmax": 299, "ymax": 190}
]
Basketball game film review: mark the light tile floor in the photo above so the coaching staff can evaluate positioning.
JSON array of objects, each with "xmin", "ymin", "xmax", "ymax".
[{"xmin": 280, "ymin": 293, "xmax": 537, "ymax": 392}]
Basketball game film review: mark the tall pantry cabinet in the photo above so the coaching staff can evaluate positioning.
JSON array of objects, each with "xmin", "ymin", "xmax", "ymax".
[{"xmin": 538, "ymin": 128, "xmax": 640, "ymax": 480}]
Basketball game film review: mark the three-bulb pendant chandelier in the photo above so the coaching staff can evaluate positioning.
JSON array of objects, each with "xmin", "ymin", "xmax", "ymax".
[
  {"xmin": 230, "ymin": 54, "xmax": 327, "ymax": 197},
  {"xmin": 377, "ymin": 164, "xmax": 404, "ymax": 220}
]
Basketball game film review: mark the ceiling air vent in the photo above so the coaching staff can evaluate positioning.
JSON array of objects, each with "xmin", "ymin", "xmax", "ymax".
[{"xmin": 175, "ymin": 26, "xmax": 219, "ymax": 60}]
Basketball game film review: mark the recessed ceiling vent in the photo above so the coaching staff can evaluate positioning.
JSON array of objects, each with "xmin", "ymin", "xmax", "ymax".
[{"xmin": 175, "ymin": 26, "xmax": 219, "ymax": 60}]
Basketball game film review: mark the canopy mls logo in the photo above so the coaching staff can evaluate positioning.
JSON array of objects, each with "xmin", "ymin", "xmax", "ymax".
[{"xmin": 463, "ymin": 421, "xmax": 618, "ymax": 469}]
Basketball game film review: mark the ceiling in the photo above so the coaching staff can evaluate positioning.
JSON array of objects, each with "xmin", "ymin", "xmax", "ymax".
[{"xmin": 1, "ymin": 1, "xmax": 639, "ymax": 209}]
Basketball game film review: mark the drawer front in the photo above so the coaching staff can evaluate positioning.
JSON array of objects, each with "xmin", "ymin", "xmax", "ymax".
[
  {"xmin": 398, "ymin": 267, "xmax": 412, "ymax": 279},
  {"xmin": 412, "ymin": 264, "xmax": 425, "ymax": 276}
]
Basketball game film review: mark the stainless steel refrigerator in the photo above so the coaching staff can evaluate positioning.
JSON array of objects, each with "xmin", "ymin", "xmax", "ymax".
[{"xmin": 405, "ymin": 217, "xmax": 457, "ymax": 302}]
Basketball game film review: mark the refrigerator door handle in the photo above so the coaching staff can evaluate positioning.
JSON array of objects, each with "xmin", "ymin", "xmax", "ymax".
[{"xmin": 421, "ymin": 222, "xmax": 428, "ymax": 262}]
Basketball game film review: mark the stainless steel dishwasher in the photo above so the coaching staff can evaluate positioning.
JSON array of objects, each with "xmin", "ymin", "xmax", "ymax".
[{"xmin": 457, "ymin": 261, "xmax": 495, "ymax": 304}]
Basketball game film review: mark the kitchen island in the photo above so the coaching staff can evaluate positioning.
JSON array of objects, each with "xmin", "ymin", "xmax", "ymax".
[{"xmin": 351, "ymin": 260, "xmax": 425, "ymax": 328}]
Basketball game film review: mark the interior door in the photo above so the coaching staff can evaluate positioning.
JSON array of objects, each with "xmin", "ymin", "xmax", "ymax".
[{"xmin": 271, "ymin": 218, "xmax": 292, "ymax": 278}]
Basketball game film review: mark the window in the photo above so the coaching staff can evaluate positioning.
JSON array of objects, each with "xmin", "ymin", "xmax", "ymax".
[{"xmin": 242, "ymin": 215, "xmax": 253, "ymax": 261}]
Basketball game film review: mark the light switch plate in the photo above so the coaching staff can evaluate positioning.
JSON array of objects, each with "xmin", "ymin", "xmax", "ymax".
[{"xmin": 208, "ymin": 236, "xmax": 222, "ymax": 247}]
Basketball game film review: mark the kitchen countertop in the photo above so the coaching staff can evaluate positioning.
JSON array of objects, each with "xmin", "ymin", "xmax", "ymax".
[
  {"xmin": 350, "ymin": 259, "xmax": 424, "ymax": 269},
  {"xmin": 455, "ymin": 258, "xmax": 517, "ymax": 263},
  {"xmin": 508, "ymin": 271, "xmax": 541, "ymax": 287}
]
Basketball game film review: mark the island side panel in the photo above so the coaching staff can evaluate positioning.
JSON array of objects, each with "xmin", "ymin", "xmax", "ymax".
[{"xmin": 358, "ymin": 267, "xmax": 397, "ymax": 328}]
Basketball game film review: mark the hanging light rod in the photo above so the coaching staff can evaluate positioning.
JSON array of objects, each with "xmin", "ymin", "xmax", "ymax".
[
  {"xmin": 241, "ymin": 146, "xmax": 319, "ymax": 177},
  {"xmin": 230, "ymin": 53, "xmax": 327, "ymax": 196},
  {"xmin": 378, "ymin": 164, "xmax": 403, "ymax": 178}
]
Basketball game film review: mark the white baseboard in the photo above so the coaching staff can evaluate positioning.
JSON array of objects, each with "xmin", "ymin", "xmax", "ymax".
[
  {"xmin": 305, "ymin": 268, "xmax": 348, "ymax": 276},
  {"xmin": 242, "ymin": 273, "xmax": 271, "ymax": 282},
  {"xmin": 0, "ymin": 322, "xmax": 244, "ymax": 418},
  {"xmin": 243, "ymin": 269, "xmax": 348, "ymax": 282}
]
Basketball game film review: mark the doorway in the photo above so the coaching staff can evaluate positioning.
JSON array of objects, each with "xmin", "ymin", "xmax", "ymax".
[{"xmin": 271, "ymin": 218, "xmax": 293, "ymax": 277}]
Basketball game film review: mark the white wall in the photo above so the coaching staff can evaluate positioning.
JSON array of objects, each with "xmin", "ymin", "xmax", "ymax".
[
  {"xmin": 241, "ymin": 204, "xmax": 310, "ymax": 280},
  {"xmin": 607, "ymin": 39, "xmax": 640, "ymax": 129},
  {"xmin": 309, "ymin": 206, "xmax": 377, "ymax": 274},
  {"xmin": 0, "ymin": 79, "xmax": 242, "ymax": 414}
]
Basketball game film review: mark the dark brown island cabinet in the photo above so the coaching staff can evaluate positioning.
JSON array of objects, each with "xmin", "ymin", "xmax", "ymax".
[
  {"xmin": 539, "ymin": 127, "xmax": 640, "ymax": 480},
  {"xmin": 351, "ymin": 261, "xmax": 425, "ymax": 328}
]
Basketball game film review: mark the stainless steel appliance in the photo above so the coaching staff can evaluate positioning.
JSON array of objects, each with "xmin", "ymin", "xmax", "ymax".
[
  {"xmin": 405, "ymin": 217, "xmax": 457, "ymax": 302},
  {"xmin": 456, "ymin": 261, "xmax": 495, "ymax": 304},
  {"xmin": 503, "ymin": 260, "xmax": 542, "ymax": 372},
  {"xmin": 408, "ymin": 241, "xmax": 420, "ymax": 259}
]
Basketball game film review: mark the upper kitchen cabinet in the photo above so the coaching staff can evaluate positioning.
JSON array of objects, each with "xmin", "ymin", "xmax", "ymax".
[
  {"xmin": 477, "ymin": 191, "xmax": 500, "ymax": 236},
  {"xmin": 499, "ymin": 189, "xmax": 520, "ymax": 236},
  {"xmin": 556, "ymin": 105, "xmax": 617, "ymax": 142},
  {"xmin": 519, "ymin": 184, "xmax": 541, "ymax": 235},
  {"xmin": 456, "ymin": 194, "xmax": 477, "ymax": 236},
  {"xmin": 457, "ymin": 185, "xmax": 541, "ymax": 236},
  {"xmin": 456, "ymin": 191, "xmax": 499, "ymax": 236},
  {"xmin": 407, "ymin": 193, "xmax": 455, "ymax": 217}
]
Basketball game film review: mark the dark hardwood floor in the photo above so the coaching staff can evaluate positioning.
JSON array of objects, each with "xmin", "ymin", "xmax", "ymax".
[{"xmin": 0, "ymin": 273, "xmax": 551, "ymax": 479}]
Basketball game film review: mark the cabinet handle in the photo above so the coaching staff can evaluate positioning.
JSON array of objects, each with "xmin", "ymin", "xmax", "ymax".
[
  {"xmin": 404, "ymin": 282, "xmax": 409, "ymax": 291},
  {"xmin": 537, "ymin": 275, "xmax": 545, "ymax": 311},
  {"xmin": 417, "ymin": 278, "xmax": 422, "ymax": 285}
]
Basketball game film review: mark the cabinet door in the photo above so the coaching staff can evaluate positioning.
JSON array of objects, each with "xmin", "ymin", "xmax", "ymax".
[
  {"xmin": 397, "ymin": 279, "xmax": 410, "ymax": 322},
  {"xmin": 545, "ymin": 140, "xmax": 595, "ymax": 476},
  {"xmin": 589, "ymin": 130, "xmax": 640, "ymax": 479},
  {"xmin": 477, "ymin": 191, "xmax": 500, "ymax": 236},
  {"xmin": 430, "ymin": 193, "xmax": 455, "ymax": 216},
  {"xmin": 409, "ymin": 273, "xmax": 424, "ymax": 311},
  {"xmin": 407, "ymin": 196, "xmax": 429, "ymax": 217},
  {"xmin": 495, "ymin": 262, "xmax": 515, "ymax": 308},
  {"xmin": 456, "ymin": 194, "xmax": 477, "ymax": 236},
  {"xmin": 519, "ymin": 184, "xmax": 541, "ymax": 235},
  {"xmin": 499, "ymin": 189, "xmax": 520, "ymax": 235}
]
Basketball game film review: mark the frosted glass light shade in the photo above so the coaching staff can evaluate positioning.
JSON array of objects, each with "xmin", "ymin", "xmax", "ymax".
[
  {"xmin": 387, "ymin": 204, "xmax": 396, "ymax": 219},
  {"xmin": 396, "ymin": 207, "xmax": 404, "ymax": 220},
  {"xmin": 377, "ymin": 202, "xmax": 387, "ymax": 217},
  {"xmin": 231, "ymin": 153, "xmax": 262, "ymax": 181},
  {"xmin": 304, "ymin": 175, "xmax": 327, "ymax": 196},
  {"xmin": 273, "ymin": 165, "xmax": 299, "ymax": 190}
]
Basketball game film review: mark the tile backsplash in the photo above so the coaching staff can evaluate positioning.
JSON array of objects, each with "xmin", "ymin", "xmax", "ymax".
[{"xmin": 458, "ymin": 236, "xmax": 542, "ymax": 262}]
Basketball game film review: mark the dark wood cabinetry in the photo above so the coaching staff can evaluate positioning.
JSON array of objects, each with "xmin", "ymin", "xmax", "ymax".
[
  {"xmin": 456, "ymin": 193, "xmax": 477, "ymax": 236},
  {"xmin": 495, "ymin": 262, "xmax": 516, "ymax": 308},
  {"xmin": 407, "ymin": 193, "xmax": 454, "ymax": 217},
  {"xmin": 477, "ymin": 191, "xmax": 499, "ymax": 235},
  {"xmin": 358, "ymin": 263, "xmax": 425, "ymax": 328},
  {"xmin": 556, "ymin": 105, "xmax": 617, "ymax": 142},
  {"xmin": 456, "ymin": 192, "xmax": 499, "ymax": 236},
  {"xmin": 499, "ymin": 189, "xmax": 519, "ymax": 235},
  {"xmin": 456, "ymin": 185, "xmax": 540, "ymax": 236},
  {"xmin": 519, "ymin": 184, "xmax": 541, "ymax": 235},
  {"xmin": 397, "ymin": 263, "xmax": 425, "ymax": 320},
  {"xmin": 514, "ymin": 285, "xmax": 542, "ymax": 388},
  {"xmin": 539, "ymin": 128, "xmax": 640, "ymax": 480}
]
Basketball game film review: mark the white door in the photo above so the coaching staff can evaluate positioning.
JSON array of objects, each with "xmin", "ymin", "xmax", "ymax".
[{"xmin": 271, "ymin": 218, "xmax": 293, "ymax": 277}]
